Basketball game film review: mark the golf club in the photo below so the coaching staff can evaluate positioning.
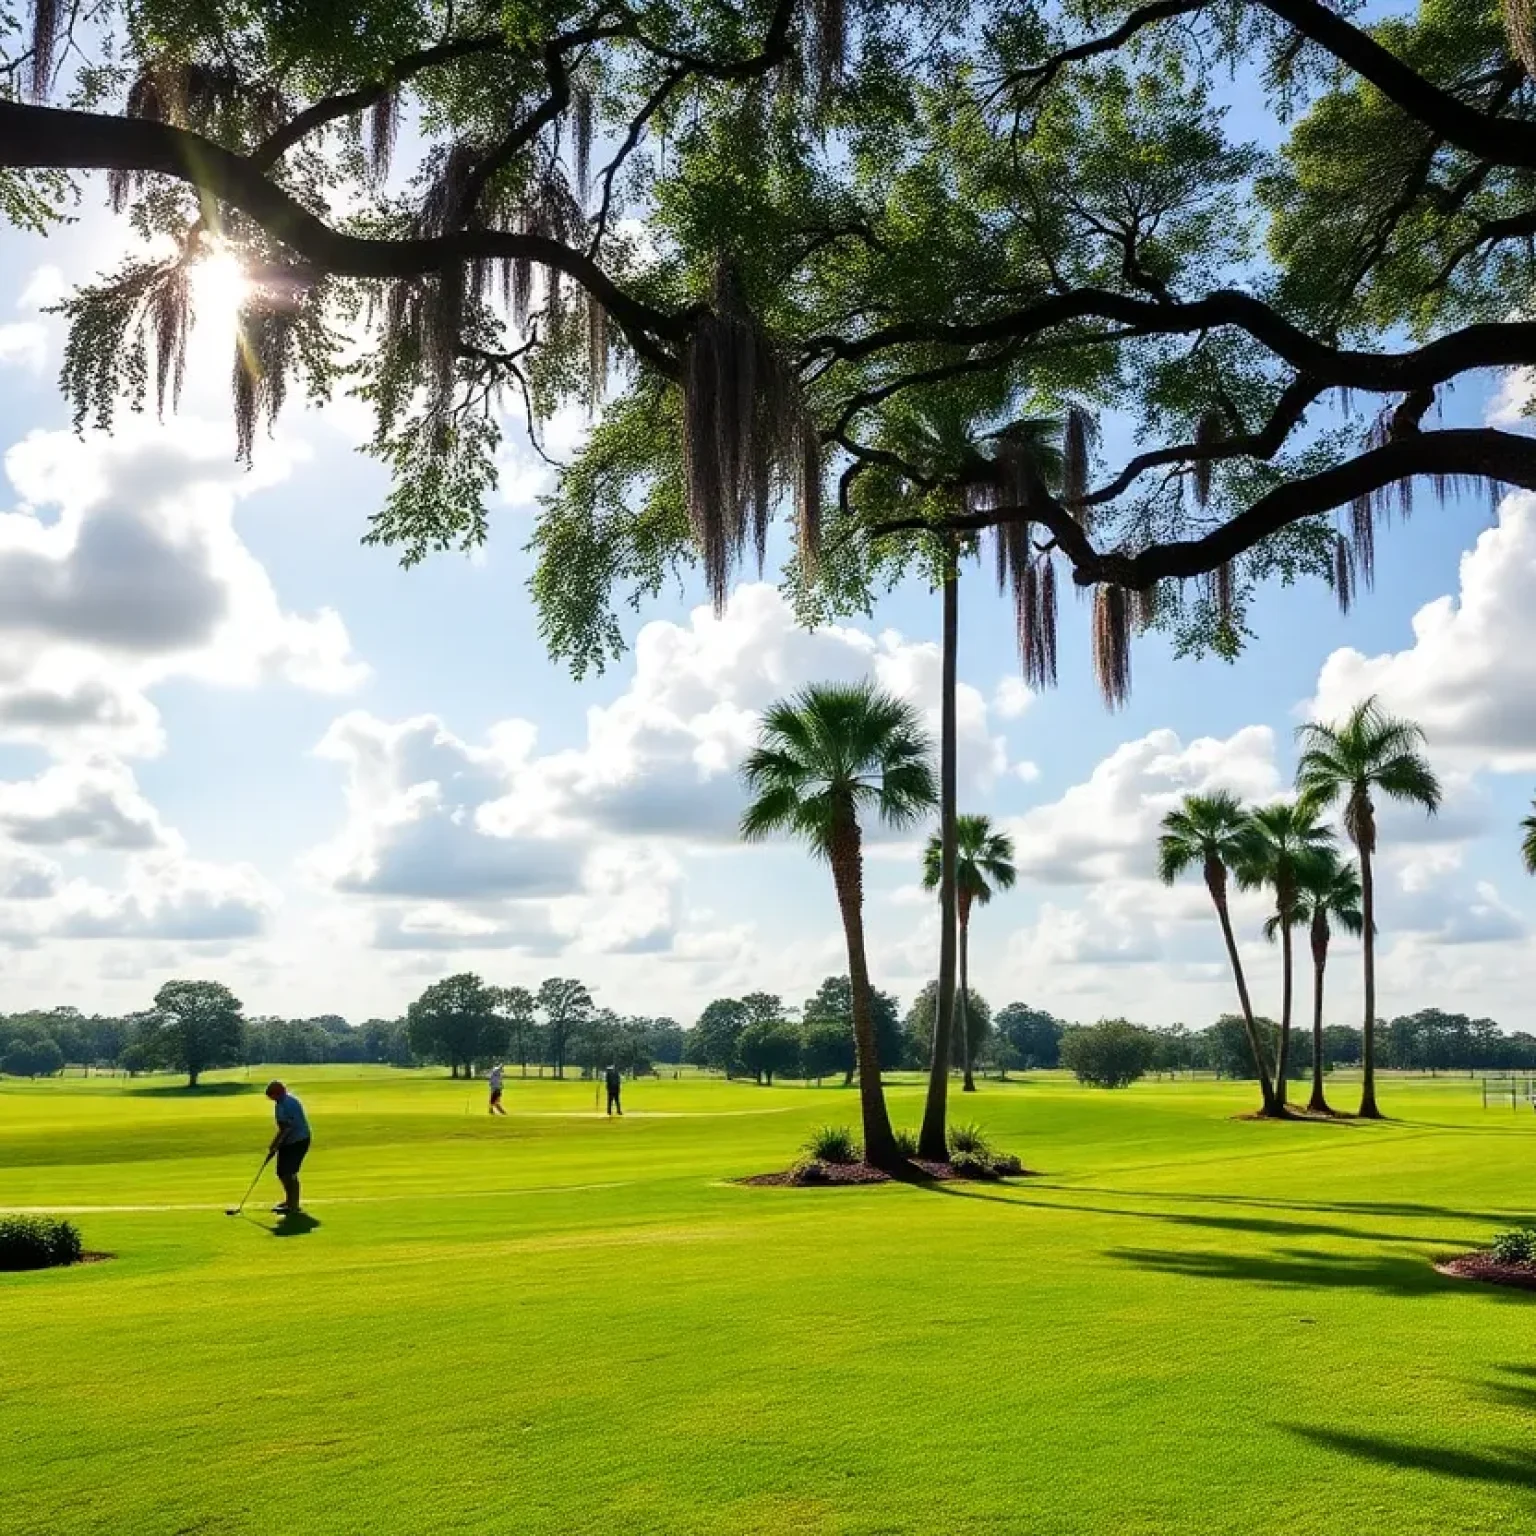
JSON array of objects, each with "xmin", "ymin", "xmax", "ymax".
[{"xmin": 225, "ymin": 1151, "xmax": 273, "ymax": 1216}]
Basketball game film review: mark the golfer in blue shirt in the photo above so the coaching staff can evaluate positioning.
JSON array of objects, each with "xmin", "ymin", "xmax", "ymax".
[{"xmin": 265, "ymin": 1081, "xmax": 312, "ymax": 1215}]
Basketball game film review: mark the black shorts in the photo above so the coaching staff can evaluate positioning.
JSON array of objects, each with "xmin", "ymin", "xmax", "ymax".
[
  {"xmin": 276, "ymin": 1139, "xmax": 310, "ymax": 1179},
  {"xmin": 490, "ymin": 1088, "xmax": 503, "ymax": 1104}
]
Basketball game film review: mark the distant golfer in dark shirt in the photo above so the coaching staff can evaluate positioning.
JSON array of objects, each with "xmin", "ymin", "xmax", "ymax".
[
  {"xmin": 604, "ymin": 1065, "xmax": 623, "ymax": 1117},
  {"xmin": 265, "ymin": 1080, "xmax": 311, "ymax": 1214}
]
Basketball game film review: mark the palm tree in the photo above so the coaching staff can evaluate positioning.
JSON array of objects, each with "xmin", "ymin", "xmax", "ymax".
[
  {"xmin": 1239, "ymin": 801, "xmax": 1336, "ymax": 1109},
  {"xmin": 923, "ymin": 814, "xmax": 1017, "ymax": 1092},
  {"xmin": 741, "ymin": 681, "xmax": 937, "ymax": 1168},
  {"xmin": 1521, "ymin": 800, "xmax": 1536, "ymax": 874},
  {"xmin": 1296, "ymin": 697, "xmax": 1441, "ymax": 1118},
  {"xmin": 876, "ymin": 387, "xmax": 1071, "ymax": 1160},
  {"xmin": 1272, "ymin": 850, "xmax": 1364, "ymax": 1115},
  {"xmin": 1158, "ymin": 791, "xmax": 1279, "ymax": 1115}
]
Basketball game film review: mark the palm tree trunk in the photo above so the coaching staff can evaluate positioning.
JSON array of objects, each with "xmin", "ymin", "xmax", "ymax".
[
  {"xmin": 1358, "ymin": 841, "xmax": 1381, "ymax": 1118},
  {"xmin": 1275, "ymin": 917, "xmax": 1293, "ymax": 1108},
  {"xmin": 1206, "ymin": 866, "xmax": 1279, "ymax": 1114},
  {"xmin": 919, "ymin": 552, "xmax": 960, "ymax": 1160},
  {"xmin": 1308, "ymin": 915, "xmax": 1332, "ymax": 1115},
  {"xmin": 959, "ymin": 908, "xmax": 976, "ymax": 1092},
  {"xmin": 829, "ymin": 810, "xmax": 900, "ymax": 1168}
]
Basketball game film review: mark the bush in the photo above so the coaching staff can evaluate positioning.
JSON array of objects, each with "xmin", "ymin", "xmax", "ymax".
[
  {"xmin": 948, "ymin": 1121, "xmax": 992, "ymax": 1157},
  {"xmin": 1491, "ymin": 1228, "xmax": 1536, "ymax": 1264},
  {"xmin": 948, "ymin": 1149, "xmax": 998, "ymax": 1180},
  {"xmin": 0, "ymin": 1215, "xmax": 84, "ymax": 1270},
  {"xmin": 892, "ymin": 1127, "xmax": 919, "ymax": 1158},
  {"xmin": 991, "ymin": 1152, "xmax": 1024, "ymax": 1177},
  {"xmin": 788, "ymin": 1156, "xmax": 829, "ymax": 1186},
  {"xmin": 804, "ymin": 1124, "xmax": 861, "ymax": 1163},
  {"xmin": 1060, "ymin": 1019, "xmax": 1158, "ymax": 1089}
]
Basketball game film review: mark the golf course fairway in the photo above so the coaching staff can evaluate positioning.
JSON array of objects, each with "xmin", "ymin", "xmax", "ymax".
[{"xmin": 4, "ymin": 1067, "xmax": 1534, "ymax": 1535}]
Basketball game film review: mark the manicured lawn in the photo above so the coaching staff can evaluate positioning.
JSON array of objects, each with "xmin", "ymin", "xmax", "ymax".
[{"xmin": 3, "ymin": 1067, "xmax": 1534, "ymax": 1535}]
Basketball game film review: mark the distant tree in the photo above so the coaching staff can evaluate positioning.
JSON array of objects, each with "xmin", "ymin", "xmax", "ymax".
[
  {"xmin": 1523, "ymin": 799, "xmax": 1536, "ymax": 877},
  {"xmin": 923, "ymin": 813, "xmax": 1016, "ymax": 1095},
  {"xmin": 1201, "ymin": 1014, "xmax": 1283, "ymax": 1082},
  {"xmin": 645, "ymin": 1018, "xmax": 686, "ymax": 1066},
  {"xmin": 1061, "ymin": 1020, "xmax": 1157, "ymax": 1090},
  {"xmin": 803, "ymin": 976, "xmax": 903, "ymax": 1085},
  {"xmin": 144, "ymin": 980, "xmax": 246, "ymax": 1088},
  {"xmin": 993, "ymin": 1003, "xmax": 1062, "ymax": 1070},
  {"xmin": 1159, "ymin": 791, "xmax": 1278, "ymax": 1115},
  {"xmin": 406, "ymin": 973, "xmax": 503, "ymax": 1078},
  {"xmin": 990, "ymin": 1037, "xmax": 1022, "ymax": 1079},
  {"xmin": 361, "ymin": 1018, "xmax": 414, "ymax": 1067},
  {"xmin": 118, "ymin": 1041, "xmax": 151, "ymax": 1077},
  {"xmin": 536, "ymin": 978, "xmax": 593, "ymax": 1078},
  {"xmin": 736, "ymin": 1019, "xmax": 801, "ymax": 1085},
  {"xmin": 1297, "ymin": 697, "xmax": 1441, "ymax": 1119},
  {"xmin": 1, "ymin": 1037, "xmax": 63, "ymax": 1077},
  {"xmin": 687, "ymin": 998, "xmax": 749, "ymax": 1074},
  {"xmin": 493, "ymin": 986, "xmax": 539, "ymax": 1076},
  {"xmin": 799, "ymin": 1017, "xmax": 849, "ymax": 1085},
  {"xmin": 902, "ymin": 982, "xmax": 990, "ymax": 1078},
  {"xmin": 1151, "ymin": 1024, "xmax": 1196, "ymax": 1075},
  {"xmin": 741, "ymin": 682, "xmax": 937, "ymax": 1170}
]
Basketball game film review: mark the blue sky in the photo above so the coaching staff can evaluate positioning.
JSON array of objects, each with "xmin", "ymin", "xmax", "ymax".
[{"xmin": 0, "ymin": 178, "xmax": 1533, "ymax": 1034}]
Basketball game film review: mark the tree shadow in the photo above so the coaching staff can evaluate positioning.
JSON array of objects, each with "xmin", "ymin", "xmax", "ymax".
[
  {"xmin": 268, "ymin": 1213, "xmax": 321, "ymax": 1237},
  {"xmin": 1068, "ymin": 1187, "xmax": 1534, "ymax": 1228},
  {"xmin": 1288, "ymin": 1424, "xmax": 1536, "ymax": 1496},
  {"xmin": 1107, "ymin": 1244, "xmax": 1527, "ymax": 1301},
  {"xmin": 908, "ymin": 1182, "xmax": 1458, "ymax": 1245},
  {"xmin": 127, "ymin": 1082, "xmax": 260, "ymax": 1098}
]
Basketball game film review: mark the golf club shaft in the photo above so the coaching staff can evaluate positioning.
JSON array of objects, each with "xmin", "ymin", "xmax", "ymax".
[{"xmin": 232, "ymin": 1152, "xmax": 272, "ymax": 1214}]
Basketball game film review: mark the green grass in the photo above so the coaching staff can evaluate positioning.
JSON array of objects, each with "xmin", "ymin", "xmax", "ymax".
[{"xmin": 4, "ymin": 1067, "xmax": 1536, "ymax": 1535}]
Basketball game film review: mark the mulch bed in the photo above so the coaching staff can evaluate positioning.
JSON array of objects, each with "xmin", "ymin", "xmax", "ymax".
[
  {"xmin": 739, "ymin": 1160, "xmax": 1036, "ymax": 1187},
  {"xmin": 1435, "ymin": 1252, "xmax": 1536, "ymax": 1292}
]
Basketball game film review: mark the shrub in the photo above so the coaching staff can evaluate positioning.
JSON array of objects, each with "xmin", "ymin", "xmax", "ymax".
[
  {"xmin": 788, "ymin": 1156, "xmax": 828, "ymax": 1186},
  {"xmin": 991, "ymin": 1152, "xmax": 1024, "ymax": 1177},
  {"xmin": 1491, "ymin": 1228, "xmax": 1536, "ymax": 1264},
  {"xmin": 804, "ymin": 1124, "xmax": 861, "ymax": 1163},
  {"xmin": 1060, "ymin": 1019, "xmax": 1158, "ymax": 1089},
  {"xmin": 948, "ymin": 1121, "xmax": 992, "ymax": 1157},
  {"xmin": 948, "ymin": 1149, "xmax": 998, "ymax": 1180},
  {"xmin": 892, "ymin": 1127, "xmax": 919, "ymax": 1158},
  {"xmin": 0, "ymin": 1215, "xmax": 84, "ymax": 1270}
]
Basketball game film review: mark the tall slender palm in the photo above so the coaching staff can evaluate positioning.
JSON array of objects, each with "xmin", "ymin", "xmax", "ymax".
[
  {"xmin": 923, "ymin": 814, "xmax": 1017, "ymax": 1092},
  {"xmin": 1239, "ymin": 801, "xmax": 1335, "ymax": 1109},
  {"xmin": 1296, "ymin": 697, "xmax": 1441, "ymax": 1118},
  {"xmin": 879, "ymin": 388, "xmax": 1068, "ymax": 1160},
  {"xmin": 1270, "ymin": 850, "xmax": 1364, "ymax": 1115},
  {"xmin": 741, "ymin": 681, "xmax": 937, "ymax": 1168},
  {"xmin": 1158, "ymin": 791, "xmax": 1279, "ymax": 1115},
  {"xmin": 1521, "ymin": 800, "xmax": 1536, "ymax": 874}
]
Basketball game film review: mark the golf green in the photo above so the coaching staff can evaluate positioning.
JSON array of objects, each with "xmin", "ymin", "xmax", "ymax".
[{"xmin": 3, "ymin": 1067, "xmax": 1533, "ymax": 1535}]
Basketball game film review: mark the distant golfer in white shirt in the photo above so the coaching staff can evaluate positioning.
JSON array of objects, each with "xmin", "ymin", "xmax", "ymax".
[{"xmin": 488, "ymin": 1064, "xmax": 506, "ymax": 1116}]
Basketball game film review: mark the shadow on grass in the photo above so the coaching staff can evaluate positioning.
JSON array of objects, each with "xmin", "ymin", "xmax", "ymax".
[
  {"xmin": 1288, "ymin": 1424, "xmax": 1536, "ymax": 1495},
  {"xmin": 268, "ymin": 1213, "xmax": 321, "ymax": 1237},
  {"xmin": 907, "ymin": 1182, "xmax": 1459, "ymax": 1246},
  {"xmin": 1065, "ymin": 1188, "xmax": 1535, "ymax": 1228},
  {"xmin": 1106, "ymin": 1244, "xmax": 1528, "ymax": 1301},
  {"xmin": 127, "ymin": 1082, "xmax": 261, "ymax": 1098}
]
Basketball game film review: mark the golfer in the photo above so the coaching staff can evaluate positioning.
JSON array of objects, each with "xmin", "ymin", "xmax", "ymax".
[
  {"xmin": 488, "ymin": 1063, "xmax": 506, "ymax": 1116},
  {"xmin": 604, "ymin": 1063, "xmax": 623, "ymax": 1117},
  {"xmin": 265, "ymin": 1080, "xmax": 311, "ymax": 1215}
]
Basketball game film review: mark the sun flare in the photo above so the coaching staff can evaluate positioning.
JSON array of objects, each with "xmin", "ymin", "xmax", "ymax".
[{"xmin": 189, "ymin": 249, "xmax": 251, "ymax": 320}]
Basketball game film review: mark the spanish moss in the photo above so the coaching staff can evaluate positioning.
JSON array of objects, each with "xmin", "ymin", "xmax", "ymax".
[
  {"xmin": 152, "ymin": 263, "xmax": 192, "ymax": 416},
  {"xmin": 29, "ymin": 0, "xmax": 60, "ymax": 100},
  {"xmin": 1334, "ymin": 533, "xmax": 1355, "ymax": 615},
  {"xmin": 1092, "ymin": 583, "xmax": 1131, "ymax": 709},
  {"xmin": 1349, "ymin": 492, "xmax": 1376, "ymax": 590},
  {"xmin": 1131, "ymin": 579, "xmax": 1160, "ymax": 633},
  {"xmin": 809, "ymin": 0, "xmax": 847, "ymax": 94},
  {"xmin": 587, "ymin": 295, "xmax": 608, "ymax": 409},
  {"xmin": 1213, "ymin": 561, "xmax": 1233, "ymax": 624},
  {"xmin": 1192, "ymin": 407, "xmax": 1224, "ymax": 509},
  {"xmin": 232, "ymin": 304, "xmax": 293, "ymax": 464},
  {"xmin": 796, "ymin": 423, "xmax": 822, "ymax": 578},
  {"xmin": 572, "ymin": 84, "xmax": 594, "ymax": 203},
  {"xmin": 368, "ymin": 86, "xmax": 400, "ymax": 183},
  {"xmin": 1506, "ymin": 0, "xmax": 1536, "ymax": 77},
  {"xmin": 1061, "ymin": 404, "xmax": 1098, "ymax": 515}
]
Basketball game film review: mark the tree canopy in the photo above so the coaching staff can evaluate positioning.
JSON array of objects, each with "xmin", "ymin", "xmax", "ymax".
[{"xmin": 7, "ymin": 1, "xmax": 1536, "ymax": 700}]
